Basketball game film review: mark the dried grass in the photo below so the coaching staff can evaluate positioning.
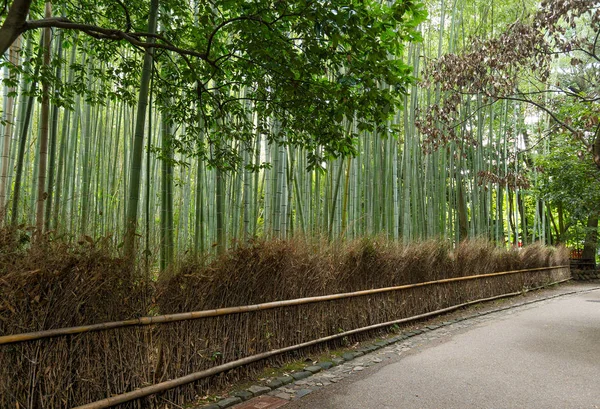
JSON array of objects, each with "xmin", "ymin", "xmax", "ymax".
[
  {"xmin": 0, "ymin": 231, "xmax": 569, "ymax": 408},
  {"xmin": 0, "ymin": 228, "xmax": 151, "ymax": 408}
]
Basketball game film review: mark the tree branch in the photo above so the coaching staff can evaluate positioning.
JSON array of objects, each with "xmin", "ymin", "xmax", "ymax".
[
  {"xmin": 25, "ymin": 18, "xmax": 211, "ymax": 61},
  {"xmin": 113, "ymin": 0, "xmax": 131, "ymax": 32},
  {"xmin": 205, "ymin": 15, "xmax": 262, "ymax": 59},
  {"xmin": 0, "ymin": 0, "xmax": 33, "ymax": 54},
  {"xmin": 500, "ymin": 95, "xmax": 583, "ymax": 141},
  {"xmin": 204, "ymin": 8, "xmax": 309, "ymax": 59},
  {"xmin": 0, "ymin": 0, "xmax": 214, "ymax": 64},
  {"xmin": 593, "ymin": 122, "xmax": 600, "ymax": 170},
  {"xmin": 515, "ymin": 86, "xmax": 600, "ymax": 104}
]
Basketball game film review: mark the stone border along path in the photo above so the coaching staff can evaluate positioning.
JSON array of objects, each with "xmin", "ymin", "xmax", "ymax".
[{"xmin": 195, "ymin": 282, "xmax": 600, "ymax": 409}]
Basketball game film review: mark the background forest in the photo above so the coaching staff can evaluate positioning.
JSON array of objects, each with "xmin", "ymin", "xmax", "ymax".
[
  {"xmin": 0, "ymin": 0, "xmax": 599, "ymax": 269},
  {"xmin": 0, "ymin": 1, "xmax": 592, "ymax": 407}
]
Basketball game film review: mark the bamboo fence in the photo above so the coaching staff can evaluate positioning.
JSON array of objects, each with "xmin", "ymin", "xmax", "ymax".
[
  {"xmin": 0, "ymin": 265, "xmax": 568, "ymax": 345},
  {"xmin": 0, "ymin": 265, "xmax": 570, "ymax": 409}
]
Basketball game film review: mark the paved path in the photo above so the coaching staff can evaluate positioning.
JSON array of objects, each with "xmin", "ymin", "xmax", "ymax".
[{"xmin": 278, "ymin": 283, "xmax": 600, "ymax": 409}]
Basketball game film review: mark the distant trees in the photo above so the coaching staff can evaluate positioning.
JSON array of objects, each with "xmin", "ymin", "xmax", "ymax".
[
  {"xmin": 419, "ymin": 0, "xmax": 599, "ymax": 254},
  {"xmin": 2, "ymin": 0, "xmax": 598, "ymax": 268},
  {"xmin": 534, "ymin": 132, "xmax": 600, "ymax": 253}
]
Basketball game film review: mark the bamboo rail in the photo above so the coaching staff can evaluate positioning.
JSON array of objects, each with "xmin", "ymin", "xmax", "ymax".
[
  {"xmin": 0, "ymin": 265, "xmax": 568, "ymax": 345},
  {"xmin": 73, "ymin": 276, "xmax": 576, "ymax": 409}
]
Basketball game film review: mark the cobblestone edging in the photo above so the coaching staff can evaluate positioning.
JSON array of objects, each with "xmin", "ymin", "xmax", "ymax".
[
  {"xmin": 196, "ymin": 284, "xmax": 599, "ymax": 409},
  {"xmin": 571, "ymin": 269, "xmax": 600, "ymax": 281}
]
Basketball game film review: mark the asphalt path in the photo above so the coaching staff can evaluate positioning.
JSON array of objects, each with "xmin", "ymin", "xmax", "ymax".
[{"xmin": 285, "ymin": 285, "xmax": 600, "ymax": 409}]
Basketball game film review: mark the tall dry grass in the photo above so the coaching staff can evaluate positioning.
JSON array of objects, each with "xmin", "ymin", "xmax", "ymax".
[{"xmin": 0, "ymin": 231, "xmax": 569, "ymax": 408}]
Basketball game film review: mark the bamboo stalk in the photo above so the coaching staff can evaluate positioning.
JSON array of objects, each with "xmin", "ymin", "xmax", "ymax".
[
  {"xmin": 0, "ymin": 265, "xmax": 569, "ymax": 345},
  {"xmin": 72, "ymin": 276, "xmax": 575, "ymax": 409},
  {"xmin": 0, "ymin": 36, "xmax": 20, "ymax": 222}
]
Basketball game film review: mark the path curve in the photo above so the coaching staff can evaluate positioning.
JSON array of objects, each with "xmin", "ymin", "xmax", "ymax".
[{"xmin": 279, "ymin": 283, "xmax": 600, "ymax": 409}]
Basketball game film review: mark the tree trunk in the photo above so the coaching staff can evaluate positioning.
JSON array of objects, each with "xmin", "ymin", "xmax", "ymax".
[
  {"xmin": 507, "ymin": 188, "xmax": 516, "ymax": 245},
  {"xmin": 457, "ymin": 179, "xmax": 468, "ymax": 241},
  {"xmin": 124, "ymin": 0, "xmax": 159, "ymax": 256},
  {"xmin": 44, "ymin": 26, "xmax": 63, "ymax": 231},
  {"xmin": 328, "ymin": 157, "xmax": 344, "ymax": 241},
  {"xmin": 215, "ymin": 166, "xmax": 225, "ymax": 254},
  {"xmin": 193, "ymin": 117, "xmax": 205, "ymax": 254},
  {"xmin": 144, "ymin": 83, "xmax": 154, "ymax": 272},
  {"xmin": 0, "ymin": 0, "xmax": 33, "ymax": 55},
  {"xmin": 0, "ymin": 36, "xmax": 20, "ymax": 222},
  {"xmin": 11, "ymin": 38, "xmax": 41, "ymax": 226},
  {"xmin": 36, "ymin": 1, "xmax": 52, "ymax": 232},
  {"xmin": 79, "ymin": 59, "xmax": 94, "ymax": 235},
  {"xmin": 593, "ymin": 124, "xmax": 600, "ymax": 170},
  {"xmin": 517, "ymin": 193, "xmax": 527, "ymax": 245},
  {"xmin": 160, "ymin": 111, "xmax": 174, "ymax": 270},
  {"xmin": 582, "ymin": 214, "xmax": 598, "ymax": 267},
  {"xmin": 52, "ymin": 36, "xmax": 77, "ymax": 229},
  {"xmin": 557, "ymin": 203, "xmax": 568, "ymax": 242}
]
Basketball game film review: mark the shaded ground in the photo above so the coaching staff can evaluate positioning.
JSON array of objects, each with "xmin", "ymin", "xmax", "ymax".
[{"xmin": 278, "ymin": 282, "xmax": 600, "ymax": 409}]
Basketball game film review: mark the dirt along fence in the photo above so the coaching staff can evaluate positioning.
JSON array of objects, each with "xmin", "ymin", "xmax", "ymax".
[{"xmin": 1, "ymin": 244, "xmax": 569, "ymax": 409}]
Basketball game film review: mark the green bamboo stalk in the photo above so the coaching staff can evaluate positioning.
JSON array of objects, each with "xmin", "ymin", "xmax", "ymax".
[
  {"xmin": 11, "ymin": 35, "xmax": 42, "ymax": 226},
  {"xmin": 215, "ymin": 165, "xmax": 225, "ymax": 253},
  {"xmin": 53, "ymin": 37, "xmax": 77, "ymax": 230},
  {"xmin": 44, "ymin": 26, "xmax": 63, "ymax": 231},
  {"xmin": 144, "ymin": 77, "xmax": 154, "ymax": 271},
  {"xmin": 0, "ymin": 36, "xmax": 20, "ymax": 222},
  {"xmin": 36, "ymin": 2, "xmax": 52, "ymax": 232},
  {"xmin": 160, "ymin": 108, "xmax": 174, "ymax": 270},
  {"xmin": 124, "ymin": 0, "xmax": 159, "ymax": 256},
  {"xmin": 193, "ymin": 114, "xmax": 206, "ymax": 254}
]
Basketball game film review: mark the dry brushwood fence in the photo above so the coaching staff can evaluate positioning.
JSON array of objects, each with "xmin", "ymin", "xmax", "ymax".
[{"xmin": 0, "ymin": 236, "xmax": 569, "ymax": 409}]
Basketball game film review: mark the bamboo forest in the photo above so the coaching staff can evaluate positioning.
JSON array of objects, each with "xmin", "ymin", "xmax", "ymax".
[
  {"xmin": 0, "ymin": 0, "xmax": 599, "ymax": 265},
  {"xmin": 1, "ymin": 1, "xmax": 599, "ymax": 408}
]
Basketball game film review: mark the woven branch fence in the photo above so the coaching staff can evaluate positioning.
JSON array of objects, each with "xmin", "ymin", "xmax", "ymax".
[{"xmin": 1, "ymin": 264, "xmax": 569, "ymax": 409}]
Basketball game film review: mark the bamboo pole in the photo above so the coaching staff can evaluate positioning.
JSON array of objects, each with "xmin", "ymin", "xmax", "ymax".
[
  {"xmin": 72, "ymin": 277, "xmax": 575, "ymax": 409},
  {"xmin": 0, "ymin": 36, "xmax": 20, "ymax": 222},
  {"xmin": 0, "ymin": 265, "xmax": 569, "ymax": 345}
]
